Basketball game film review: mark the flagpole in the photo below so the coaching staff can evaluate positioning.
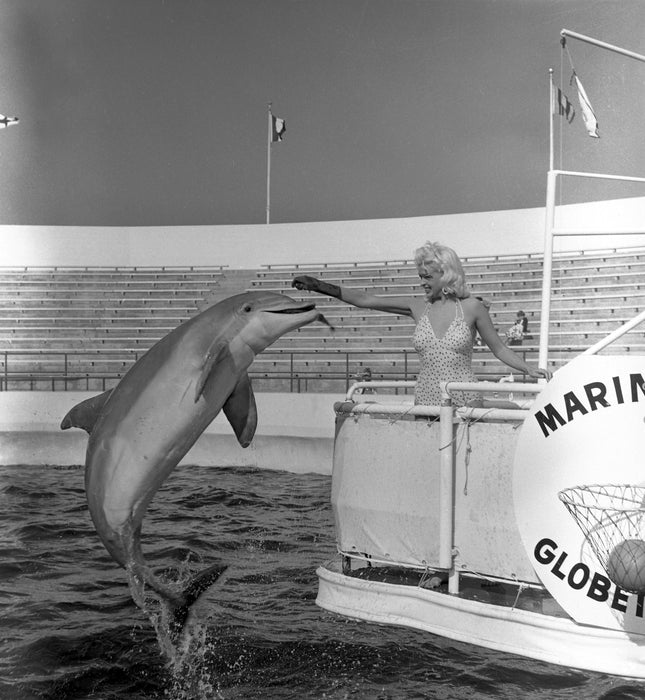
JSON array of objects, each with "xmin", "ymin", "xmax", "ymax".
[
  {"xmin": 561, "ymin": 29, "xmax": 645, "ymax": 64},
  {"xmin": 548, "ymin": 69, "xmax": 554, "ymax": 172},
  {"xmin": 266, "ymin": 103, "xmax": 272, "ymax": 224}
]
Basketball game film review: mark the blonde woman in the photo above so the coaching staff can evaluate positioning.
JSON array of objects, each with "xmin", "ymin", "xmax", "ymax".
[{"xmin": 292, "ymin": 241, "xmax": 550, "ymax": 406}]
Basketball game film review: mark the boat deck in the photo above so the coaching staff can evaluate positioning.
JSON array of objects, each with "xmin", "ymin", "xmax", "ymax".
[{"xmin": 340, "ymin": 562, "xmax": 569, "ymax": 619}]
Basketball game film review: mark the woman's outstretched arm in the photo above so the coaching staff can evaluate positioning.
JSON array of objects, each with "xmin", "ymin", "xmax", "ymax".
[{"xmin": 292, "ymin": 275, "xmax": 420, "ymax": 317}]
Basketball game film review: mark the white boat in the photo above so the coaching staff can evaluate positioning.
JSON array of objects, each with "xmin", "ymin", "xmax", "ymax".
[{"xmin": 315, "ymin": 28, "xmax": 645, "ymax": 678}]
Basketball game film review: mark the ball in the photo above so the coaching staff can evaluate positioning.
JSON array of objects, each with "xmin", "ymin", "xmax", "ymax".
[{"xmin": 606, "ymin": 539, "xmax": 645, "ymax": 593}]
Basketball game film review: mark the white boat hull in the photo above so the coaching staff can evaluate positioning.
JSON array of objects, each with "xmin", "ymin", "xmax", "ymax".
[{"xmin": 316, "ymin": 561, "xmax": 645, "ymax": 678}]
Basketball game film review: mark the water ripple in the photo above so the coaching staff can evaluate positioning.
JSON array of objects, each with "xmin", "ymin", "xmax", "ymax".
[{"xmin": 1, "ymin": 464, "xmax": 643, "ymax": 700}]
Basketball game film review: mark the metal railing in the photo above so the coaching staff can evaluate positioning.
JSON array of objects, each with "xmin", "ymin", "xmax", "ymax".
[
  {"xmin": 0, "ymin": 347, "xmax": 537, "ymax": 393},
  {"xmin": 539, "ymin": 170, "xmax": 645, "ymax": 369}
]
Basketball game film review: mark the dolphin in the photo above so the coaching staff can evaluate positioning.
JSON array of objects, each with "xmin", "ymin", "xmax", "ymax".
[{"xmin": 61, "ymin": 291, "xmax": 329, "ymax": 635}]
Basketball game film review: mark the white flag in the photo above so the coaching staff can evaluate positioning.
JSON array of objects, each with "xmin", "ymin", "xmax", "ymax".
[
  {"xmin": 573, "ymin": 74, "xmax": 599, "ymax": 138},
  {"xmin": 271, "ymin": 115, "xmax": 286, "ymax": 142}
]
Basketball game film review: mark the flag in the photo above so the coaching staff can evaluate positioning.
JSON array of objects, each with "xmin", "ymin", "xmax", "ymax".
[
  {"xmin": 554, "ymin": 87, "xmax": 575, "ymax": 124},
  {"xmin": 572, "ymin": 73, "xmax": 599, "ymax": 138},
  {"xmin": 0, "ymin": 114, "xmax": 19, "ymax": 129},
  {"xmin": 271, "ymin": 115, "xmax": 286, "ymax": 142}
]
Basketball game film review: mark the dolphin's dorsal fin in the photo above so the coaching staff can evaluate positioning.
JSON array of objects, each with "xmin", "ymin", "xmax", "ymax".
[
  {"xmin": 60, "ymin": 389, "xmax": 113, "ymax": 433},
  {"xmin": 194, "ymin": 341, "xmax": 231, "ymax": 402},
  {"xmin": 223, "ymin": 373, "xmax": 257, "ymax": 447}
]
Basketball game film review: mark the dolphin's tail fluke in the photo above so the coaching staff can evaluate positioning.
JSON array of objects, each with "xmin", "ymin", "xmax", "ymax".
[
  {"xmin": 168, "ymin": 563, "xmax": 228, "ymax": 637},
  {"xmin": 124, "ymin": 530, "xmax": 228, "ymax": 639},
  {"xmin": 126, "ymin": 554, "xmax": 227, "ymax": 639}
]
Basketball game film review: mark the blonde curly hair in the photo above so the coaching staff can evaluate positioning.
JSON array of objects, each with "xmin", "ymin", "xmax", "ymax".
[{"xmin": 413, "ymin": 241, "xmax": 470, "ymax": 299}]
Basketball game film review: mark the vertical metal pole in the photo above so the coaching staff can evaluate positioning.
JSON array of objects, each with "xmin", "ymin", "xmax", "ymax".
[
  {"xmin": 345, "ymin": 353, "xmax": 350, "ymax": 392},
  {"xmin": 538, "ymin": 170, "xmax": 557, "ymax": 370},
  {"xmin": 548, "ymin": 69, "xmax": 554, "ymax": 172},
  {"xmin": 266, "ymin": 103, "xmax": 272, "ymax": 224},
  {"xmin": 439, "ymin": 384, "xmax": 457, "ymax": 592}
]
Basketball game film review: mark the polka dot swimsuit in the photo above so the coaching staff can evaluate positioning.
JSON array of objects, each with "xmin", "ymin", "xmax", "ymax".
[{"xmin": 412, "ymin": 299, "xmax": 480, "ymax": 406}]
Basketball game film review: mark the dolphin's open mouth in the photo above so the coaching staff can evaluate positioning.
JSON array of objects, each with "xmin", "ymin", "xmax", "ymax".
[
  {"xmin": 266, "ymin": 304, "xmax": 316, "ymax": 314},
  {"xmin": 266, "ymin": 304, "xmax": 334, "ymax": 330}
]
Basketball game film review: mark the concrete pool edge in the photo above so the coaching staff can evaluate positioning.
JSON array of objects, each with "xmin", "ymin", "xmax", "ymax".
[{"xmin": 0, "ymin": 391, "xmax": 356, "ymax": 474}]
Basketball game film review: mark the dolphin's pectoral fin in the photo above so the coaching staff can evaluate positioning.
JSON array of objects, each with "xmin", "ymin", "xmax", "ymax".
[
  {"xmin": 194, "ymin": 341, "xmax": 231, "ymax": 402},
  {"xmin": 60, "ymin": 389, "xmax": 113, "ymax": 433},
  {"xmin": 223, "ymin": 374, "xmax": 258, "ymax": 448}
]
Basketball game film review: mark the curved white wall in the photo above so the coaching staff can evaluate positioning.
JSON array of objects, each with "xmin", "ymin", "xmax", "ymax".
[
  {"xmin": 2, "ymin": 197, "xmax": 645, "ymax": 268},
  {"xmin": 0, "ymin": 391, "xmax": 347, "ymax": 474}
]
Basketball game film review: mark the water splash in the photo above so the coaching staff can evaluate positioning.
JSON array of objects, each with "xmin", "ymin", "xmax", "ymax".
[
  {"xmin": 162, "ymin": 621, "xmax": 223, "ymax": 700},
  {"xmin": 125, "ymin": 559, "xmax": 224, "ymax": 699}
]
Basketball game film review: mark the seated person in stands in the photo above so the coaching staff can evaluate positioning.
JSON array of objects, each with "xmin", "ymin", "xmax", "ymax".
[
  {"xmin": 292, "ymin": 241, "xmax": 551, "ymax": 406},
  {"xmin": 353, "ymin": 367, "xmax": 375, "ymax": 394},
  {"xmin": 506, "ymin": 310, "xmax": 529, "ymax": 346}
]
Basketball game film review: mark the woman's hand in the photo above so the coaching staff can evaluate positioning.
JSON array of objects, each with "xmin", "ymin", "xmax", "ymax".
[
  {"xmin": 528, "ymin": 367, "xmax": 552, "ymax": 381},
  {"xmin": 291, "ymin": 275, "xmax": 320, "ymax": 292},
  {"xmin": 292, "ymin": 275, "xmax": 342, "ymax": 299}
]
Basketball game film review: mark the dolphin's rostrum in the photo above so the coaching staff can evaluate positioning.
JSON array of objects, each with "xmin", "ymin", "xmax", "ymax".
[{"xmin": 61, "ymin": 292, "xmax": 329, "ymax": 637}]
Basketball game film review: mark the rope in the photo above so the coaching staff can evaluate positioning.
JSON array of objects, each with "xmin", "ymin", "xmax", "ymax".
[
  {"xmin": 386, "ymin": 404, "xmax": 417, "ymax": 425},
  {"xmin": 438, "ymin": 404, "xmax": 496, "ymax": 495},
  {"xmin": 562, "ymin": 37, "xmax": 578, "ymax": 77},
  {"xmin": 559, "ymin": 39, "xmax": 564, "ymax": 169},
  {"xmin": 419, "ymin": 566, "xmax": 445, "ymax": 590},
  {"xmin": 455, "ymin": 565, "xmax": 542, "ymax": 593},
  {"xmin": 511, "ymin": 582, "xmax": 528, "ymax": 611},
  {"xmin": 463, "ymin": 420, "xmax": 472, "ymax": 495}
]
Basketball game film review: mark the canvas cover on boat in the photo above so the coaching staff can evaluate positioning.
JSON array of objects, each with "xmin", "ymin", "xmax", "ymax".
[
  {"xmin": 332, "ymin": 409, "xmax": 540, "ymax": 582},
  {"xmin": 332, "ymin": 414, "xmax": 442, "ymax": 567}
]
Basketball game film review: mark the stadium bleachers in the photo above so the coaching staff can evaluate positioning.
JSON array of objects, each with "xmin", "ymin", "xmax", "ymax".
[{"xmin": 1, "ymin": 248, "xmax": 644, "ymax": 393}]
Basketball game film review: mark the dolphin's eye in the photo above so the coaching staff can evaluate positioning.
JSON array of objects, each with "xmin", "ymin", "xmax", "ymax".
[{"xmin": 243, "ymin": 305, "xmax": 252, "ymax": 313}]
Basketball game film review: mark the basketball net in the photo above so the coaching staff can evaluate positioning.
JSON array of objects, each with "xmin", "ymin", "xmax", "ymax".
[{"xmin": 558, "ymin": 484, "xmax": 645, "ymax": 594}]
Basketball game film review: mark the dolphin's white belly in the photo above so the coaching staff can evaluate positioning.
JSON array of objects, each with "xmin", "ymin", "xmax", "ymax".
[{"xmin": 86, "ymin": 348, "xmax": 240, "ymax": 533}]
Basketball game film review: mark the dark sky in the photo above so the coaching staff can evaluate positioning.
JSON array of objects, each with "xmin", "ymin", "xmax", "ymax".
[{"xmin": 0, "ymin": 0, "xmax": 643, "ymax": 226}]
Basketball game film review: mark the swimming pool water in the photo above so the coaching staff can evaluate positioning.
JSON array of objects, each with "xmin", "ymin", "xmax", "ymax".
[{"xmin": 0, "ymin": 464, "xmax": 642, "ymax": 699}]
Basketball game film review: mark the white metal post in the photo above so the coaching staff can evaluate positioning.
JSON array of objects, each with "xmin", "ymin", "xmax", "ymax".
[
  {"xmin": 561, "ymin": 29, "xmax": 645, "ymax": 63},
  {"xmin": 539, "ymin": 31, "xmax": 645, "ymax": 370},
  {"xmin": 582, "ymin": 310, "xmax": 645, "ymax": 355},
  {"xmin": 538, "ymin": 170, "xmax": 557, "ymax": 371},
  {"xmin": 439, "ymin": 386, "xmax": 457, "ymax": 593},
  {"xmin": 266, "ymin": 103, "xmax": 272, "ymax": 224},
  {"xmin": 548, "ymin": 69, "xmax": 554, "ymax": 172}
]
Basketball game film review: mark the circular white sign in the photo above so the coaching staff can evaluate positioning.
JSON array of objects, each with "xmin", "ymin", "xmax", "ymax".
[{"xmin": 513, "ymin": 355, "xmax": 645, "ymax": 633}]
